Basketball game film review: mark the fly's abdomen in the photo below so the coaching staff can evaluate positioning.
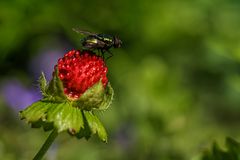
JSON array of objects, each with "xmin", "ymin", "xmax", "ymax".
[
  {"xmin": 85, "ymin": 38, "xmax": 98, "ymax": 45},
  {"xmin": 82, "ymin": 37, "xmax": 105, "ymax": 49}
]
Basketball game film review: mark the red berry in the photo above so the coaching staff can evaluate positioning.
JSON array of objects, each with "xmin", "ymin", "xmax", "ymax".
[{"xmin": 57, "ymin": 50, "xmax": 108, "ymax": 99}]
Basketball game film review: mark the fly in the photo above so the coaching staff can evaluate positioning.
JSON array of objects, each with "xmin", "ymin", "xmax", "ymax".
[{"xmin": 72, "ymin": 28, "xmax": 122, "ymax": 59}]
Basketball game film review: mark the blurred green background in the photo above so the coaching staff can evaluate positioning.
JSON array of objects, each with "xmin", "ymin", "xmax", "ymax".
[{"xmin": 0, "ymin": 0, "xmax": 240, "ymax": 159}]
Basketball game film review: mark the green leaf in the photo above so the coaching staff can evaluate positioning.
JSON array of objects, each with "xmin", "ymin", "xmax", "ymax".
[
  {"xmin": 226, "ymin": 137, "xmax": 240, "ymax": 159},
  {"xmin": 212, "ymin": 142, "xmax": 227, "ymax": 159},
  {"xmin": 201, "ymin": 138, "xmax": 240, "ymax": 160},
  {"xmin": 201, "ymin": 150, "xmax": 212, "ymax": 160},
  {"xmin": 83, "ymin": 111, "xmax": 108, "ymax": 143}
]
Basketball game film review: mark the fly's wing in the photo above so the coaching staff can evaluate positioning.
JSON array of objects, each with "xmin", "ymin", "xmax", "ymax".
[{"xmin": 72, "ymin": 28, "xmax": 97, "ymax": 36}]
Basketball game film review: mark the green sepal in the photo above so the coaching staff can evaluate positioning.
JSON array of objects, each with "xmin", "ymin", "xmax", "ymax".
[
  {"xmin": 31, "ymin": 120, "xmax": 53, "ymax": 131},
  {"xmin": 20, "ymin": 101, "xmax": 50, "ymax": 122},
  {"xmin": 46, "ymin": 102, "xmax": 84, "ymax": 133},
  {"xmin": 98, "ymin": 83, "xmax": 114, "ymax": 110},
  {"xmin": 39, "ymin": 72, "xmax": 48, "ymax": 98},
  {"xmin": 73, "ymin": 81, "xmax": 114, "ymax": 111},
  {"xmin": 76, "ymin": 111, "xmax": 92, "ymax": 140},
  {"xmin": 46, "ymin": 69, "xmax": 67, "ymax": 101},
  {"xmin": 20, "ymin": 101, "xmax": 84, "ymax": 134},
  {"xmin": 20, "ymin": 72, "xmax": 113, "ymax": 142},
  {"xmin": 20, "ymin": 100, "xmax": 108, "ymax": 142},
  {"xmin": 83, "ymin": 111, "xmax": 108, "ymax": 143}
]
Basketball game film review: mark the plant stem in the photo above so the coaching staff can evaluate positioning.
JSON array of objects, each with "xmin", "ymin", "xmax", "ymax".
[{"xmin": 33, "ymin": 129, "xmax": 58, "ymax": 160}]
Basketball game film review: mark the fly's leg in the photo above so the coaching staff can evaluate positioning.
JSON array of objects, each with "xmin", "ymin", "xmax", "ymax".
[
  {"xmin": 97, "ymin": 49, "xmax": 102, "ymax": 57},
  {"xmin": 106, "ymin": 50, "xmax": 113, "ymax": 60},
  {"xmin": 100, "ymin": 49, "xmax": 105, "ymax": 60}
]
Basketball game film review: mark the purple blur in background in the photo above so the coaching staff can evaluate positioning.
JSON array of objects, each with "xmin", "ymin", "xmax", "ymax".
[
  {"xmin": 0, "ymin": 48, "xmax": 64, "ymax": 111},
  {"xmin": 1, "ymin": 80, "xmax": 41, "ymax": 111},
  {"xmin": 29, "ymin": 49, "xmax": 64, "ymax": 81}
]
